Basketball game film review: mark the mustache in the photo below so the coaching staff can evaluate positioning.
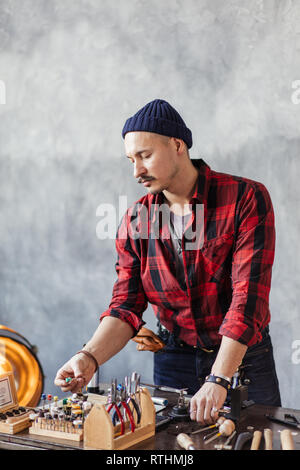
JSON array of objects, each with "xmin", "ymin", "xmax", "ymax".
[{"xmin": 138, "ymin": 177, "xmax": 154, "ymax": 184}]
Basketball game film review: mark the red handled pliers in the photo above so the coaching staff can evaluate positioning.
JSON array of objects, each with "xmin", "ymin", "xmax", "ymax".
[{"xmin": 106, "ymin": 380, "xmax": 125, "ymax": 435}]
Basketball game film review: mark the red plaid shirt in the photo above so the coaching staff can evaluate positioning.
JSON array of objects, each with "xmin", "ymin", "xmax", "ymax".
[{"xmin": 100, "ymin": 158, "xmax": 275, "ymax": 347}]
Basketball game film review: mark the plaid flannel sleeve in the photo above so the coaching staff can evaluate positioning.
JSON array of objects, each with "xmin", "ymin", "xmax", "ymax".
[
  {"xmin": 219, "ymin": 182, "xmax": 276, "ymax": 346},
  {"xmin": 100, "ymin": 209, "xmax": 148, "ymax": 336}
]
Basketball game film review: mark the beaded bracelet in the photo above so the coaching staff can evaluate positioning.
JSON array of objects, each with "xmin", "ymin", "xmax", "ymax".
[{"xmin": 205, "ymin": 374, "xmax": 231, "ymax": 391}]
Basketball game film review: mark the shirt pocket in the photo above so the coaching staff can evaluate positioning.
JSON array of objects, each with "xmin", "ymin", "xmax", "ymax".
[{"xmin": 200, "ymin": 232, "xmax": 234, "ymax": 282}]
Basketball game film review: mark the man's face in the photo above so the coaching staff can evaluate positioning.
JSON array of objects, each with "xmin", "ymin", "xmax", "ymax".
[{"xmin": 124, "ymin": 131, "xmax": 181, "ymax": 195}]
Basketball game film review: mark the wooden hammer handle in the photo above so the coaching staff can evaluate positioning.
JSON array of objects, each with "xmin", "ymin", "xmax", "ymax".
[
  {"xmin": 280, "ymin": 429, "xmax": 295, "ymax": 450},
  {"xmin": 176, "ymin": 433, "xmax": 195, "ymax": 450},
  {"xmin": 264, "ymin": 428, "xmax": 273, "ymax": 450},
  {"xmin": 250, "ymin": 430, "xmax": 262, "ymax": 450}
]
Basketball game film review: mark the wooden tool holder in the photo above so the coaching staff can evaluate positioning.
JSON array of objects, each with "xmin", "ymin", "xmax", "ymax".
[
  {"xmin": 84, "ymin": 387, "xmax": 156, "ymax": 450},
  {"xmin": 0, "ymin": 371, "xmax": 32, "ymax": 434},
  {"xmin": 29, "ymin": 399, "xmax": 84, "ymax": 442},
  {"xmin": 29, "ymin": 418, "xmax": 83, "ymax": 441}
]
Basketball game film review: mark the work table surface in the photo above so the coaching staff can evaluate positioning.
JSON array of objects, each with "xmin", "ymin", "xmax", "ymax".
[{"xmin": 0, "ymin": 389, "xmax": 299, "ymax": 451}]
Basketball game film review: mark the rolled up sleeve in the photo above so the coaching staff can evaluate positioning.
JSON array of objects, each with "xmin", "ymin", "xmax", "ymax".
[
  {"xmin": 100, "ymin": 210, "xmax": 148, "ymax": 336},
  {"xmin": 219, "ymin": 182, "xmax": 275, "ymax": 346}
]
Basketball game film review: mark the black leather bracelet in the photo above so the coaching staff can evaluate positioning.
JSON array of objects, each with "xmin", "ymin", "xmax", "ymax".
[{"xmin": 205, "ymin": 374, "xmax": 231, "ymax": 391}]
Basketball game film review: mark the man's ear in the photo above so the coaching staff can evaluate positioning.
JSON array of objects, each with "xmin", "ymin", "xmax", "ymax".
[{"xmin": 172, "ymin": 137, "xmax": 187, "ymax": 156}]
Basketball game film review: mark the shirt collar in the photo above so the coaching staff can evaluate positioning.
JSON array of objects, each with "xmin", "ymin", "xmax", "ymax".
[{"xmin": 151, "ymin": 158, "xmax": 211, "ymax": 224}]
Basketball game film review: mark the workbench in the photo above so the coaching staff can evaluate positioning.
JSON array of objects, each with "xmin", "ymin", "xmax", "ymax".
[{"xmin": 0, "ymin": 389, "xmax": 299, "ymax": 451}]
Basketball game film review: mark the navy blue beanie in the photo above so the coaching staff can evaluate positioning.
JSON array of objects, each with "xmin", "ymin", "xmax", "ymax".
[{"xmin": 122, "ymin": 99, "xmax": 193, "ymax": 149}]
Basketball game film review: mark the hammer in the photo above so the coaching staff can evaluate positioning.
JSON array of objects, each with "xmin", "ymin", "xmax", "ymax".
[
  {"xmin": 176, "ymin": 433, "xmax": 196, "ymax": 450},
  {"xmin": 280, "ymin": 429, "xmax": 295, "ymax": 450}
]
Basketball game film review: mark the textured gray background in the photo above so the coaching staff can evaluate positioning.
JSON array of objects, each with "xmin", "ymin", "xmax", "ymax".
[{"xmin": 0, "ymin": 0, "xmax": 299, "ymax": 408}]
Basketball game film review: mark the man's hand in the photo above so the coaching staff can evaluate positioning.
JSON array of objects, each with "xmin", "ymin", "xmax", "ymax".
[
  {"xmin": 54, "ymin": 353, "xmax": 96, "ymax": 393},
  {"xmin": 189, "ymin": 382, "xmax": 227, "ymax": 425},
  {"xmin": 189, "ymin": 335, "xmax": 247, "ymax": 424},
  {"xmin": 131, "ymin": 327, "xmax": 165, "ymax": 352},
  {"xmin": 54, "ymin": 317, "xmax": 134, "ymax": 393}
]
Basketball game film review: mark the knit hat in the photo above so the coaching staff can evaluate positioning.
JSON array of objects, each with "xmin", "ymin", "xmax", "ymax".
[{"xmin": 122, "ymin": 99, "xmax": 193, "ymax": 149}]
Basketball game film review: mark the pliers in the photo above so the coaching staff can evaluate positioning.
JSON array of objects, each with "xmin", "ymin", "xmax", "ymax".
[
  {"xmin": 125, "ymin": 375, "xmax": 141, "ymax": 424},
  {"xmin": 111, "ymin": 383, "xmax": 136, "ymax": 432},
  {"xmin": 106, "ymin": 380, "xmax": 125, "ymax": 435}
]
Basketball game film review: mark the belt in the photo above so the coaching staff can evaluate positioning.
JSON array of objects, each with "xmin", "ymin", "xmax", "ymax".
[{"xmin": 157, "ymin": 323, "xmax": 219, "ymax": 354}]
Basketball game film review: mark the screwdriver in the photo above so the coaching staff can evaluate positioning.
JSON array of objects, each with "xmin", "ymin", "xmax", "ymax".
[
  {"xmin": 191, "ymin": 416, "xmax": 226, "ymax": 435},
  {"xmin": 204, "ymin": 419, "xmax": 235, "ymax": 445},
  {"xmin": 214, "ymin": 430, "xmax": 237, "ymax": 450}
]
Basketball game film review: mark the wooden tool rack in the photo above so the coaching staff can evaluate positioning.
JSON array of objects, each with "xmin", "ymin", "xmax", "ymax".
[
  {"xmin": 84, "ymin": 387, "xmax": 156, "ymax": 450},
  {"xmin": 29, "ymin": 417, "xmax": 84, "ymax": 442},
  {"xmin": 0, "ymin": 371, "xmax": 32, "ymax": 434},
  {"xmin": 28, "ymin": 399, "xmax": 85, "ymax": 442}
]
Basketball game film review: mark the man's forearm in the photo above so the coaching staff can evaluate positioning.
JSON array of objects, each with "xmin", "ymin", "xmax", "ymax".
[
  {"xmin": 83, "ymin": 316, "xmax": 134, "ymax": 366},
  {"xmin": 211, "ymin": 336, "xmax": 248, "ymax": 379}
]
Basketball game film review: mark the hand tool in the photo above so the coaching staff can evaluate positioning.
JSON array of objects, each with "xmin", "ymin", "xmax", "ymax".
[
  {"xmin": 264, "ymin": 428, "xmax": 273, "ymax": 450},
  {"xmin": 204, "ymin": 419, "xmax": 235, "ymax": 445},
  {"xmin": 140, "ymin": 381, "xmax": 190, "ymax": 418},
  {"xmin": 214, "ymin": 407, "xmax": 231, "ymax": 415},
  {"xmin": 265, "ymin": 414, "xmax": 300, "ymax": 430},
  {"xmin": 152, "ymin": 397, "xmax": 168, "ymax": 406},
  {"xmin": 214, "ymin": 430, "xmax": 237, "ymax": 450},
  {"xmin": 132, "ymin": 372, "xmax": 142, "ymax": 411},
  {"xmin": 191, "ymin": 416, "xmax": 225, "ymax": 435},
  {"xmin": 280, "ymin": 429, "xmax": 295, "ymax": 450},
  {"xmin": 141, "ymin": 382, "xmax": 188, "ymax": 395},
  {"xmin": 106, "ymin": 380, "xmax": 125, "ymax": 435},
  {"xmin": 176, "ymin": 433, "xmax": 196, "ymax": 450},
  {"xmin": 125, "ymin": 375, "xmax": 141, "ymax": 424},
  {"xmin": 155, "ymin": 414, "xmax": 173, "ymax": 429},
  {"xmin": 250, "ymin": 430, "xmax": 262, "ymax": 450},
  {"xmin": 234, "ymin": 432, "xmax": 253, "ymax": 450},
  {"xmin": 119, "ymin": 385, "xmax": 136, "ymax": 432},
  {"xmin": 284, "ymin": 413, "xmax": 300, "ymax": 425},
  {"xmin": 110, "ymin": 381, "xmax": 136, "ymax": 432},
  {"xmin": 214, "ymin": 444, "xmax": 233, "ymax": 450}
]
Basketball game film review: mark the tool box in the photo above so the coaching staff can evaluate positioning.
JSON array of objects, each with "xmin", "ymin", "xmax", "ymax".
[{"xmin": 0, "ymin": 371, "xmax": 32, "ymax": 434}]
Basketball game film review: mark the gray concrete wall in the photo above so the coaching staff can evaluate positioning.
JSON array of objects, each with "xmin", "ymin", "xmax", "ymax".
[{"xmin": 0, "ymin": 0, "xmax": 299, "ymax": 407}]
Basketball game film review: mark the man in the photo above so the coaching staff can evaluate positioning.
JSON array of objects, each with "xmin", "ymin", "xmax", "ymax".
[{"xmin": 54, "ymin": 99, "xmax": 281, "ymax": 424}]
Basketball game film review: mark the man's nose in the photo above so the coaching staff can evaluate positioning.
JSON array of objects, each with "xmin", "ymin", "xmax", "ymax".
[{"xmin": 133, "ymin": 161, "xmax": 147, "ymax": 179}]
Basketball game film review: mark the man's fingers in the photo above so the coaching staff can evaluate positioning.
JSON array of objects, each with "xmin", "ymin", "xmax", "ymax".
[
  {"xmin": 190, "ymin": 398, "xmax": 217, "ymax": 425},
  {"xmin": 131, "ymin": 337, "xmax": 144, "ymax": 344},
  {"xmin": 210, "ymin": 406, "xmax": 220, "ymax": 422},
  {"xmin": 55, "ymin": 376, "xmax": 85, "ymax": 393},
  {"xmin": 203, "ymin": 400, "xmax": 214, "ymax": 424},
  {"xmin": 189, "ymin": 400, "xmax": 197, "ymax": 421},
  {"xmin": 196, "ymin": 398, "xmax": 206, "ymax": 424},
  {"xmin": 190, "ymin": 398, "xmax": 205, "ymax": 423}
]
